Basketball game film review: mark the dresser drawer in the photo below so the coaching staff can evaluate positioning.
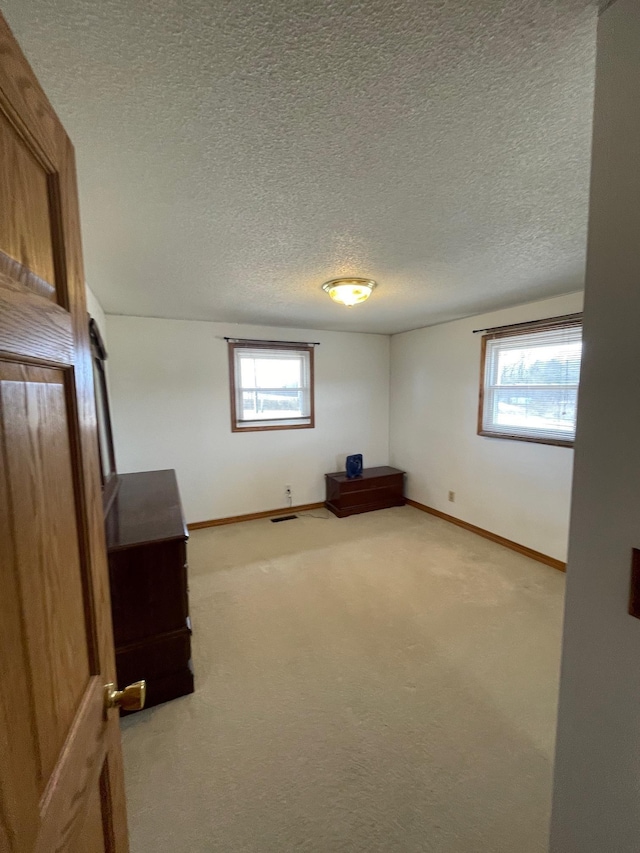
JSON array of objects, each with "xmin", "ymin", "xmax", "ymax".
[
  {"xmin": 338, "ymin": 476, "xmax": 378, "ymax": 493},
  {"xmin": 339, "ymin": 473, "xmax": 402, "ymax": 492},
  {"xmin": 338, "ymin": 485, "xmax": 398, "ymax": 509},
  {"xmin": 116, "ymin": 626, "xmax": 192, "ymax": 686},
  {"xmin": 116, "ymin": 626, "xmax": 194, "ymax": 713},
  {"xmin": 109, "ymin": 538, "xmax": 188, "ymax": 646}
]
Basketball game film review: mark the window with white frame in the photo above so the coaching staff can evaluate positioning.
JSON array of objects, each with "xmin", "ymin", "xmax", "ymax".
[
  {"xmin": 478, "ymin": 316, "xmax": 582, "ymax": 446},
  {"xmin": 228, "ymin": 341, "xmax": 315, "ymax": 432}
]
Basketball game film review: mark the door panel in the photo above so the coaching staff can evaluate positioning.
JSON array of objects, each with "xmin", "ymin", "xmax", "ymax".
[
  {"xmin": 0, "ymin": 11, "xmax": 130, "ymax": 853},
  {"xmin": 0, "ymin": 114, "xmax": 56, "ymax": 294},
  {"xmin": 70, "ymin": 783, "xmax": 108, "ymax": 853},
  {"xmin": 0, "ymin": 449, "xmax": 40, "ymax": 853},
  {"xmin": 0, "ymin": 270, "xmax": 73, "ymax": 363},
  {"xmin": 0, "ymin": 363, "xmax": 92, "ymax": 786}
]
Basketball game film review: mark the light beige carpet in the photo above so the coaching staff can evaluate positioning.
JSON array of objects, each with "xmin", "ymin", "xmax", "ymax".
[{"xmin": 121, "ymin": 505, "xmax": 564, "ymax": 853}]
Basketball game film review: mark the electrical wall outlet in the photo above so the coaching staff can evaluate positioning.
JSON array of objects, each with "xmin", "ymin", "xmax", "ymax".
[
  {"xmin": 448, "ymin": 490, "xmax": 455, "ymax": 502},
  {"xmin": 285, "ymin": 485, "xmax": 292, "ymax": 499}
]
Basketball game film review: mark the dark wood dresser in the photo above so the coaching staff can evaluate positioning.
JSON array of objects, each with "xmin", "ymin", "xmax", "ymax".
[
  {"xmin": 105, "ymin": 469, "xmax": 194, "ymax": 711},
  {"xmin": 325, "ymin": 466, "xmax": 406, "ymax": 517}
]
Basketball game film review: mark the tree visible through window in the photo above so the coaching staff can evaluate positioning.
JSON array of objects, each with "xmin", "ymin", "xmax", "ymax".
[
  {"xmin": 479, "ymin": 316, "xmax": 582, "ymax": 446},
  {"xmin": 228, "ymin": 341, "xmax": 315, "ymax": 432}
]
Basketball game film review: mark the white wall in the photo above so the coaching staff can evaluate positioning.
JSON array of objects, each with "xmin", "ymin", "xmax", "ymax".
[
  {"xmin": 390, "ymin": 292, "xmax": 583, "ymax": 562},
  {"xmin": 550, "ymin": 1, "xmax": 640, "ymax": 849},
  {"xmin": 106, "ymin": 316, "xmax": 390, "ymax": 523}
]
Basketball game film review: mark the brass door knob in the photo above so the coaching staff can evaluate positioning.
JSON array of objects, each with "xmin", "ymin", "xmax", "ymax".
[{"xmin": 104, "ymin": 680, "xmax": 146, "ymax": 712}]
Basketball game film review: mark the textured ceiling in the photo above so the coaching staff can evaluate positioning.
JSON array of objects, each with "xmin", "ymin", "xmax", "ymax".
[{"xmin": 3, "ymin": 0, "xmax": 597, "ymax": 334}]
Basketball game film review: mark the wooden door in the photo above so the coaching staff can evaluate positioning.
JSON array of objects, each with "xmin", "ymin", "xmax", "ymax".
[{"xmin": 0, "ymin": 12, "xmax": 130, "ymax": 853}]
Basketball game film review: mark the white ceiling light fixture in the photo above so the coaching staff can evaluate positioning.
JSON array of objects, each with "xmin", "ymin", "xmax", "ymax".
[{"xmin": 322, "ymin": 277, "xmax": 377, "ymax": 307}]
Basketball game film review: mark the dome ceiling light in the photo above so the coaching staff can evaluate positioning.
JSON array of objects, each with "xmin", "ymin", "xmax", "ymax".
[{"xmin": 322, "ymin": 277, "xmax": 377, "ymax": 307}]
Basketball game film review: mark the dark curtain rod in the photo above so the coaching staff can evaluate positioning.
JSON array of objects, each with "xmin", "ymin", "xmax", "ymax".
[
  {"xmin": 224, "ymin": 337, "xmax": 321, "ymax": 346},
  {"xmin": 472, "ymin": 312, "xmax": 583, "ymax": 335}
]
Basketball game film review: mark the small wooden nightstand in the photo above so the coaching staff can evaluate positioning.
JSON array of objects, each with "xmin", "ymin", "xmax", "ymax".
[{"xmin": 325, "ymin": 466, "xmax": 406, "ymax": 518}]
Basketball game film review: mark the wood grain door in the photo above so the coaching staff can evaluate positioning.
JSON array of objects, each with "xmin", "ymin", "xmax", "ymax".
[{"xmin": 0, "ymin": 12, "xmax": 130, "ymax": 853}]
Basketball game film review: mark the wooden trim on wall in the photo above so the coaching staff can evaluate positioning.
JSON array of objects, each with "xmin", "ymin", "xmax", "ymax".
[
  {"xmin": 478, "ymin": 312, "xmax": 583, "ymax": 340},
  {"xmin": 228, "ymin": 340, "xmax": 315, "ymax": 433},
  {"xmin": 477, "ymin": 430, "xmax": 574, "ymax": 448},
  {"xmin": 188, "ymin": 502, "xmax": 325, "ymax": 530},
  {"xmin": 405, "ymin": 498, "xmax": 567, "ymax": 572},
  {"xmin": 190, "ymin": 498, "xmax": 567, "ymax": 572},
  {"xmin": 477, "ymin": 332, "xmax": 488, "ymax": 436}
]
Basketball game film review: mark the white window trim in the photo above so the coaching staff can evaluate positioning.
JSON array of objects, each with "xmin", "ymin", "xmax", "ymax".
[
  {"xmin": 228, "ymin": 341, "xmax": 315, "ymax": 433},
  {"xmin": 478, "ymin": 316, "xmax": 582, "ymax": 447}
]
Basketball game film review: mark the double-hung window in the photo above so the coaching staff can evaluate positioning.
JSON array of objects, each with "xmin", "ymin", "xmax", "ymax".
[
  {"xmin": 478, "ymin": 315, "xmax": 582, "ymax": 446},
  {"xmin": 228, "ymin": 341, "xmax": 315, "ymax": 432}
]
